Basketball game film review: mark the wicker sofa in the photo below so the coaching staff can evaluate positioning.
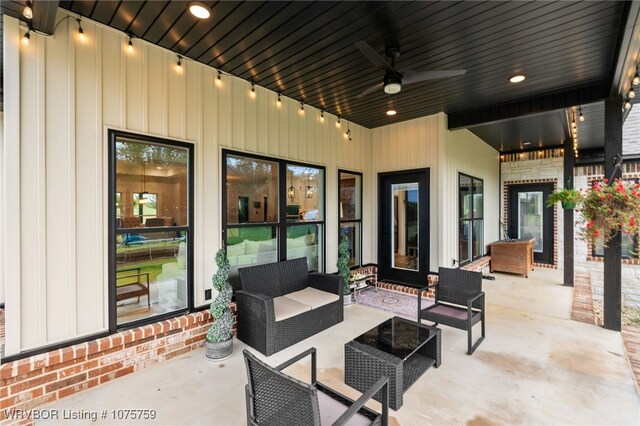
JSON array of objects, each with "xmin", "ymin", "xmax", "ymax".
[{"xmin": 236, "ymin": 258, "xmax": 343, "ymax": 356}]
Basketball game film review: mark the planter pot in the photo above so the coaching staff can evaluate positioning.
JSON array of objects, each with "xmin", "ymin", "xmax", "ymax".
[
  {"xmin": 205, "ymin": 338, "xmax": 233, "ymax": 361},
  {"xmin": 343, "ymin": 294, "xmax": 352, "ymax": 305},
  {"xmin": 561, "ymin": 201, "xmax": 576, "ymax": 209}
]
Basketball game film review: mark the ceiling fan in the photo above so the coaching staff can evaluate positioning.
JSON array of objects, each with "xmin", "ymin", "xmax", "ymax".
[{"xmin": 355, "ymin": 41, "xmax": 467, "ymax": 99}]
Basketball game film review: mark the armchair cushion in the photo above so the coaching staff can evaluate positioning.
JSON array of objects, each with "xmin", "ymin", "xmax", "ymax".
[
  {"xmin": 424, "ymin": 304, "xmax": 469, "ymax": 321},
  {"xmin": 317, "ymin": 392, "xmax": 372, "ymax": 426}
]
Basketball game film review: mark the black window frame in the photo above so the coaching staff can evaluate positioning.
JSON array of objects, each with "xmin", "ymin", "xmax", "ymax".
[
  {"xmin": 458, "ymin": 173, "xmax": 484, "ymax": 265},
  {"xmin": 222, "ymin": 149, "xmax": 326, "ymax": 272},
  {"xmin": 108, "ymin": 130, "xmax": 195, "ymax": 333},
  {"xmin": 338, "ymin": 169, "xmax": 363, "ymax": 268}
]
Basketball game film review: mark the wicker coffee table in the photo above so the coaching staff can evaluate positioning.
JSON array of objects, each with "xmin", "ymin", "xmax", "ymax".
[{"xmin": 345, "ymin": 316, "xmax": 441, "ymax": 410}]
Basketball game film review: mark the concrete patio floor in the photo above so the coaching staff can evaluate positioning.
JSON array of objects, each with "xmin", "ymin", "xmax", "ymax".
[{"xmin": 39, "ymin": 268, "xmax": 639, "ymax": 425}]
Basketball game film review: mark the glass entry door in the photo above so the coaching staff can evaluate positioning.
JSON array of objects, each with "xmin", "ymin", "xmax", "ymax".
[
  {"xmin": 378, "ymin": 169, "xmax": 429, "ymax": 286},
  {"xmin": 508, "ymin": 183, "xmax": 554, "ymax": 264}
]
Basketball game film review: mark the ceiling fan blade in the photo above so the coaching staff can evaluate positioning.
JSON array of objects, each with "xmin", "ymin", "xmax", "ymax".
[
  {"xmin": 356, "ymin": 82, "xmax": 384, "ymax": 99},
  {"xmin": 402, "ymin": 69, "xmax": 467, "ymax": 84},
  {"xmin": 355, "ymin": 41, "xmax": 394, "ymax": 73}
]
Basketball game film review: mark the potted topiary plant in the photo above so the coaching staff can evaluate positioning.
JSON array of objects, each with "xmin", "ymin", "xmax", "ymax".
[
  {"xmin": 337, "ymin": 235, "xmax": 352, "ymax": 305},
  {"xmin": 546, "ymin": 188, "xmax": 583, "ymax": 209},
  {"xmin": 205, "ymin": 248, "xmax": 234, "ymax": 361}
]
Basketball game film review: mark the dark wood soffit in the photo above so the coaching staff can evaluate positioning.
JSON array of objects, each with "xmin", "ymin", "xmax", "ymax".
[
  {"xmin": 31, "ymin": 0, "xmax": 59, "ymax": 35},
  {"xmin": 448, "ymin": 82, "xmax": 610, "ymax": 130}
]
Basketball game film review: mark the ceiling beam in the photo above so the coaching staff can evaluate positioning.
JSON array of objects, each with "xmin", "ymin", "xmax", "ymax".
[
  {"xmin": 447, "ymin": 83, "xmax": 609, "ymax": 130},
  {"xmin": 32, "ymin": 1, "xmax": 59, "ymax": 36}
]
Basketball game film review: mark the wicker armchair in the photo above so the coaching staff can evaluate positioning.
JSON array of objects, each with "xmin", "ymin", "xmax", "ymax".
[
  {"xmin": 244, "ymin": 347, "xmax": 388, "ymax": 426},
  {"xmin": 237, "ymin": 258, "xmax": 343, "ymax": 356},
  {"xmin": 418, "ymin": 267, "xmax": 485, "ymax": 354}
]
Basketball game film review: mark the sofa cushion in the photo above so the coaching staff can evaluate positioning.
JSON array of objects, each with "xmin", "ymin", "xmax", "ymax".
[
  {"xmin": 273, "ymin": 296, "xmax": 311, "ymax": 322},
  {"xmin": 278, "ymin": 257, "xmax": 309, "ymax": 294},
  {"xmin": 284, "ymin": 287, "xmax": 339, "ymax": 310},
  {"xmin": 228, "ymin": 240, "xmax": 246, "ymax": 257}
]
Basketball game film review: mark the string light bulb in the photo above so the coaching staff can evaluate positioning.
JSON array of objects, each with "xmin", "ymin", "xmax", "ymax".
[
  {"xmin": 336, "ymin": 116, "xmax": 341, "ymax": 128},
  {"xmin": 299, "ymin": 101, "xmax": 304, "ymax": 114},
  {"xmin": 634, "ymin": 70, "xmax": 640, "ymax": 86},
  {"xmin": 76, "ymin": 18, "xmax": 85, "ymax": 42},
  {"xmin": 277, "ymin": 92, "xmax": 281, "ymax": 107},
  {"xmin": 625, "ymin": 99, "xmax": 632, "ymax": 110},
  {"xmin": 629, "ymin": 88, "xmax": 636, "ymax": 98},
  {"xmin": 21, "ymin": 29, "xmax": 30, "ymax": 47},
  {"xmin": 578, "ymin": 106, "xmax": 584, "ymax": 122},
  {"xmin": 320, "ymin": 111, "xmax": 324, "ymax": 122},
  {"xmin": 23, "ymin": 1, "xmax": 33, "ymax": 19},
  {"xmin": 176, "ymin": 55, "xmax": 183, "ymax": 72},
  {"xmin": 127, "ymin": 35, "xmax": 134, "ymax": 52},
  {"xmin": 216, "ymin": 70, "xmax": 222, "ymax": 86},
  {"xmin": 250, "ymin": 83, "xmax": 256, "ymax": 98}
]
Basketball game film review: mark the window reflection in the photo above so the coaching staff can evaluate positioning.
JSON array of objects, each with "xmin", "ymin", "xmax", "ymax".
[
  {"xmin": 226, "ymin": 155, "xmax": 279, "ymax": 224},
  {"xmin": 286, "ymin": 165, "xmax": 324, "ymax": 222}
]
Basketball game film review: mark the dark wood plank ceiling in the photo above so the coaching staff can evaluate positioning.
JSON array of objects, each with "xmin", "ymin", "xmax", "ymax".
[{"xmin": 2, "ymin": 1, "xmax": 632, "ymax": 152}]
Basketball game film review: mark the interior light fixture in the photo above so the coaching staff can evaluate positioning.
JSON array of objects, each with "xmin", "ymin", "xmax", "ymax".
[
  {"xmin": 139, "ymin": 164, "xmax": 149, "ymax": 204},
  {"xmin": 336, "ymin": 116, "xmax": 341, "ymax": 128},
  {"xmin": 578, "ymin": 106, "xmax": 584, "ymax": 122},
  {"xmin": 176, "ymin": 55, "xmax": 183, "ymax": 72},
  {"xmin": 320, "ymin": 111, "xmax": 325, "ymax": 122},
  {"xmin": 21, "ymin": 29, "xmax": 31, "ymax": 47},
  {"xmin": 76, "ymin": 18, "xmax": 85, "ymax": 41},
  {"xmin": 288, "ymin": 184, "xmax": 295, "ymax": 200},
  {"xmin": 629, "ymin": 88, "xmax": 636, "ymax": 98},
  {"xmin": 23, "ymin": 1, "xmax": 33, "ymax": 20},
  {"xmin": 508, "ymin": 74, "xmax": 526, "ymax": 83}
]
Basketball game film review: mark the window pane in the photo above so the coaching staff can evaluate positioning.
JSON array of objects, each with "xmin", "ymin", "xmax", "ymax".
[
  {"xmin": 472, "ymin": 219, "xmax": 483, "ymax": 259},
  {"xmin": 473, "ymin": 179, "xmax": 483, "ymax": 217},
  {"xmin": 226, "ymin": 226, "xmax": 278, "ymax": 268},
  {"xmin": 115, "ymin": 140, "xmax": 188, "ymax": 226},
  {"xmin": 339, "ymin": 172, "xmax": 361, "ymax": 220},
  {"xmin": 392, "ymin": 183, "xmax": 419, "ymax": 271},
  {"xmin": 286, "ymin": 165, "xmax": 324, "ymax": 222},
  {"xmin": 518, "ymin": 191, "xmax": 544, "ymax": 252},
  {"xmin": 594, "ymin": 234, "xmax": 637, "ymax": 259},
  {"xmin": 287, "ymin": 224, "xmax": 322, "ymax": 271},
  {"xmin": 226, "ymin": 155, "xmax": 279, "ymax": 224},
  {"xmin": 459, "ymin": 220, "xmax": 470, "ymax": 264},
  {"xmin": 459, "ymin": 175, "xmax": 472, "ymax": 219},
  {"xmin": 340, "ymin": 223, "xmax": 360, "ymax": 267},
  {"xmin": 116, "ymin": 231, "xmax": 188, "ymax": 325}
]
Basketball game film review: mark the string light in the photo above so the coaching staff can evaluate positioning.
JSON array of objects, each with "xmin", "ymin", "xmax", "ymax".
[
  {"xmin": 578, "ymin": 106, "xmax": 584, "ymax": 122},
  {"xmin": 634, "ymin": 67, "xmax": 640, "ymax": 86},
  {"xmin": 625, "ymin": 99, "xmax": 632, "ymax": 110},
  {"xmin": 629, "ymin": 88, "xmax": 636, "ymax": 98},
  {"xmin": 320, "ymin": 111, "xmax": 324, "ymax": 122},
  {"xmin": 299, "ymin": 101, "xmax": 304, "ymax": 114},
  {"xmin": 336, "ymin": 116, "xmax": 341, "ymax": 128},
  {"xmin": 250, "ymin": 83, "xmax": 256, "ymax": 98},
  {"xmin": 21, "ymin": 28, "xmax": 31, "ymax": 46},
  {"xmin": 76, "ymin": 18, "xmax": 85, "ymax": 42},
  {"xmin": 277, "ymin": 92, "xmax": 281, "ymax": 107},
  {"xmin": 216, "ymin": 70, "xmax": 222, "ymax": 86},
  {"xmin": 176, "ymin": 55, "xmax": 183, "ymax": 73},
  {"xmin": 127, "ymin": 35, "xmax": 134, "ymax": 52},
  {"xmin": 23, "ymin": 1, "xmax": 33, "ymax": 19}
]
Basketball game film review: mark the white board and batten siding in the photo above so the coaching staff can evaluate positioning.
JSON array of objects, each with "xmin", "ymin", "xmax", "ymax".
[
  {"xmin": 370, "ymin": 114, "xmax": 500, "ymax": 271},
  {"xmin": 2, "ymin": 13, "xmax": 368, "ymax": 356},
  {"xmin": 3, "ymin": 10, "xmax": 499, "ymax": 357}
]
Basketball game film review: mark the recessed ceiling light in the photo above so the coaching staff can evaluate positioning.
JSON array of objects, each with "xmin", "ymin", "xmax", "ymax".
[
  {"xmin": 189, "ymin": 2, "xmax": 211, "ymax": 19},
  {"xmin": 509, "ymin": 74, "xmax": 526, "ymax": 83},
  {"xmin": 522, "ymin": 142, "xmax": 531, "ymax": 146}
]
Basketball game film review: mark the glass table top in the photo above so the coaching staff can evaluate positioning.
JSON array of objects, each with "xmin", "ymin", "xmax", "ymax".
[{"xmin": 353, "ymin": 316, "xmax": 437, "ymax": 360}]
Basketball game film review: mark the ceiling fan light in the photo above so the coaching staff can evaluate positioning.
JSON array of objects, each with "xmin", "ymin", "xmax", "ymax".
[
  {"xmin": 383, "ymin": 72, "xmax": 402, "ymax": 94},
  {"xmin": 386, "ymin": 108, "xmax": 397, "ymax": 116},
  {"xmin": 189, "ymin": 2, "xmax": 211, "ymax": 19}
]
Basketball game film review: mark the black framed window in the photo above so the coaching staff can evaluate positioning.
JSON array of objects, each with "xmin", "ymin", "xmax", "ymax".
[
  {"xmin": 339, "ymin": 170, "xmax": 362, "ymax": 267},
  {"xmin": 109, "ymin": 130, "xmax": 193, "ymax": 330},
  {"xmin": 459, "ymin": 173, "xmax": 484, "ymax": 265},
  {"xmin": 592, "ymin": 234, "xmax": 638, "ymax": 259},
  {"xmin": 223, "ymin": 150, "xmax": 325, "ymax": 276}
]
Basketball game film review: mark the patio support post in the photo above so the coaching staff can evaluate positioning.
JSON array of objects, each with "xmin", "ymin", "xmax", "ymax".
[
  {"xmin": 563, "ymin": 139, "xmax": 574, "ymax": 287},
  {"xmin": 603, "ymin": 95, "xmax": 623, "ymax": 331}
]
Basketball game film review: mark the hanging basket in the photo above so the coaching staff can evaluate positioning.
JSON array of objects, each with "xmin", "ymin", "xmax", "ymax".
[{"xmin": 561, "ymin": 201, "xmax": 576, "ymax": 209}]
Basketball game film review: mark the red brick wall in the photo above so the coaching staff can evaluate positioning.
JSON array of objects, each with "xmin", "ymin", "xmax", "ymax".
[{"xmin": 0, "ymin": 307, "xmax": 235, "ymax": 422}]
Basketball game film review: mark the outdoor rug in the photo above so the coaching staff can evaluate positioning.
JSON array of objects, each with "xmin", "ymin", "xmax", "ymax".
[{"xmin": 353, "ymin": 287, "xmax": 433, "ymax": 320}]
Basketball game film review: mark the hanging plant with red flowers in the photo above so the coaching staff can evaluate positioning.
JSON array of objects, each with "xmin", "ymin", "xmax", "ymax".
[{"xmin": 579, "ymin": 178, "xmax": 640, "ymax": 246}]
